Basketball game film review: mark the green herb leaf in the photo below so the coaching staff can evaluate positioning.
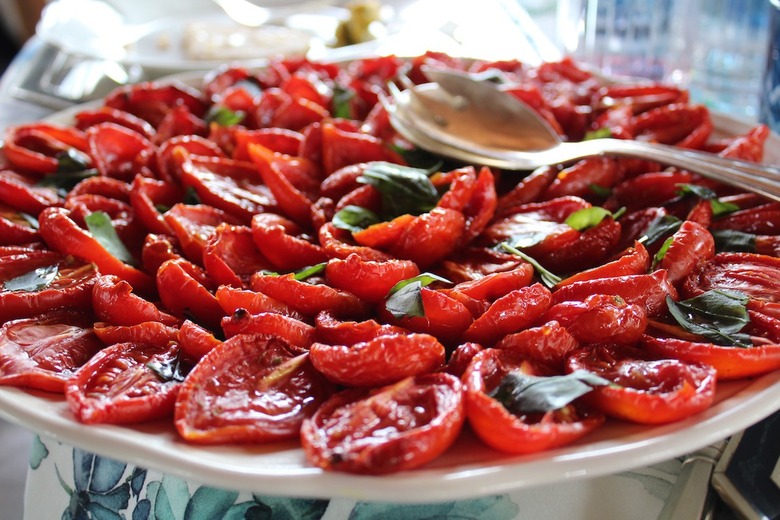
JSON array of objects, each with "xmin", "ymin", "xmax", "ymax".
[
  {"xmin": 638, "ymin": 215, "xmax": 682, "ymax": 245},
  {"xmin": 711, "ymin": 229, "xmax": 757, "ymax": 253},
  {"xmin": 676, "ymin": 183, "xmax": 739, "ymax": 217},
  {"xmin": 564, "ymin": 207, "xmax": 613, "ymax": 231},
  {"xmin": 293, "ymin": 262, "xmax": 327, "ymax": 281},
  {"xmin": 147, "ymin": 356, "xmax": 188, "ymax": 383},
  {"xmin": 84, "ymin": 211, "xmax": 136, "ymax": 266},
  {"xmin": 3, "ymin": 264, "xmax": 58, "ymax": 292},
  {"xmin": 588, "ymin": 183, "xmax": 613, "ymax": 198},
  {"xmin": 385, "ymin": 273, "xmax": 452, "ymax": 319},
  {"xmin": 206, "ymin": 106, "xmax": 245, "ymax": 127},
  {"xmin": 489, "ymin": 369, "xmax": 610, "ymax": 414},
  {"xmin": 666, "ymin": 290, "xmax": 752, "ymax": 347},
  {"xmin": 332, "ymin": 84, "xmax": 355, "ymax": 119},
  {"xmin": 38, "ymin": 168, "xmax": 98, "ymax": 196},
  {"xmin": 183, "ymin": 186, "xmax": 201, "ymax": 205},
  {"xmin": 358, "ymin": 162, "xmax": 440, "ymax": 218},
  {"xmin": 652, "ymin": 236, "xmax": 674, "ymax": 267},
  {"xmin": 56, "ymin": 148, "xmax": 92, "ymax": 172},
  {"xmin": 332, "ymin": 205, "xmax": 380, "ymax": 233},
  {"xmin": 583, "ymin": 128, "xmax": 612, "ymax": 141},
  {"xmin": 500, "ymin": 242, "xmax": 562, "ymax": 288}
]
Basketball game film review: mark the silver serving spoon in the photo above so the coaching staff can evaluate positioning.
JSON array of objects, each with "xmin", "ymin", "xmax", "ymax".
[{"xmin": 387, "ymin": 67, "xmax": 780, "ymax": 202}]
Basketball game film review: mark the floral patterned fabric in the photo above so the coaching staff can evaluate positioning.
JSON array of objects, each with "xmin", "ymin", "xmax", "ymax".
[{"xmin": 24, "ymin": 435, "xmax": 682, "ymax": 520}]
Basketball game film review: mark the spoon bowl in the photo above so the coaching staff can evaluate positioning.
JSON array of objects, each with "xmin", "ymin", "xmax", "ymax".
[{"xmin": 387, "ymin": 67, "xmax": 780, "ymax": 202}]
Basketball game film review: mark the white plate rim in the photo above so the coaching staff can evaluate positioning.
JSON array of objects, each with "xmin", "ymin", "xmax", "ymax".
[{"xmin": 1, "ymin": 82, "xmax": 779, "ymax": 504}]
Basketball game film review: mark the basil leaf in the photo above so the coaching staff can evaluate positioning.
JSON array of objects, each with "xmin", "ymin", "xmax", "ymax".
[
  {"xmin": 147, "ymin": 356, "xmax": 188, "ymax": 383},
  {"xmin": 332, "ymin": 205, "xmax": 380, "ymax": 233},
  {"xmin": 358, "ymin": 162, "xmax": 440, "ymax": 218},
  {"xmin": 38, "ymin": 168, "xmax": 98, "ymax": 196},
  {"xmin": 294, "ymin": 262, "xmax": 327, "ymax": 281},
  {"xmin": 564, "ymin": 207, "xmax": 617, "ymax": 231},
  {"xmin": 332, "ymin": 84, "xmax": 355, "ymax": 119},
  {"xmin": 84, "ymin": 211, "xmax": 136, "ymax": 266},
  {"xmin": 638, "ymin": 214, "xmax": 682, "ymax": 245},
  {"xmin": 500, "ymin": 242, "xmax": 561, "ymax": 289},
  {"xmin": 676, "ymin": 183, "xmax": 739, "ymax": 217},
  {"xmin": 3, "ymin": 264, "xmax": 58, "ymax": 292},
  {"xmin": 489, "ymin": 369, "xmax": 610, "ymax": 414},
  {"xmin": 183, "ymin": 186, "xmax": 201, "ymax": 205},
  {"xmin": 206, "ymin": 106, "xmax": 245, "ymax": 127},
  {"xmin": 20, "ymin": 212, "xmax": 39, "ymax": 230},
  {"xmin": 666, "ymin": 290, "xmax": 752, "ymax": 347},
  {"xmin": 652, "ymin": 236, "xmax": 675, "ymax": 267},
  {"xmin": 385, "ymin": 273, "xmax": 451, "ymax": 319},
  {"xmin": 588, "ymin": 183, "xmax": 613, "ymax": 198},
  {"xmin": 56, "ymin": 148, "xmax": 92, "ymax": 172},
  {"xmin": 711, "ymin": 229, "xmax": 757, "ymax": 253},
  {"xmin": 710, "ymin": 198, "xmax": 740, "ymax": 217},
  {"xmin": 583, "ymin": 128, "xmax": 612, "ymax": 140}
]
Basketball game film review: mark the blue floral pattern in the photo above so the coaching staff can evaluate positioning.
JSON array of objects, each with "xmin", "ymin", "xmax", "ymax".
[{"xmin": 24, "ymin": 435, "xmax": 681, "ymax": 520}]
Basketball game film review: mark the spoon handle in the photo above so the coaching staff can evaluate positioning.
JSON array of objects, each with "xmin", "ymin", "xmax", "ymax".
[{"xmin": 563, "ymin": 139, "xmax": 780, "ymax": 203}]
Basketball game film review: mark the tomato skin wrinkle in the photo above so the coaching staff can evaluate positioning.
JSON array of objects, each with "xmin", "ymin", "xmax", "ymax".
[{"xmin": 301, "ymin": 373, "xmax": 464, "ymax": 474}]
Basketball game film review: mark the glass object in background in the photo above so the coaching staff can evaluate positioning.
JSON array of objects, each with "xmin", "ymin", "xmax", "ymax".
[
  {"xmin": 686, "ymin": 0, "xmax": 771, "ymax": 120},
  {"xmin": 557, "ymin": 0, "xmax": 771, "ymax": 120},
  {"xmin": 761, "ymin": 0, "xmax": 780, "ymax": 131},
  {"xmin": 556, "ymin": 0, "xmax": 693, "ymax": 82}
]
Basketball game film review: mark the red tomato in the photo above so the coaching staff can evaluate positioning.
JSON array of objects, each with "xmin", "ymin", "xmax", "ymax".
[
  {"xmin": 680, "ymin": 252, "xmax": 780, "ymax": 302},
  {"xmin": 657, "ymin": 221, "xmax": 715, "ymax": 285},
  {"xmin": 450, "ymin": 264, "xmax": 534, "ymax": 302},
  {"xmin": 156, "ymin": 259, "xmax": 224, "ymax": 331},
  {"xmin": 494, "ymin": 321, "xmax": 579, "ymax": 370},
  {"xmin": 632, "ymin": 104, "xmax": 712, "ymax": 149},
  {"xmin": 710, "ymin": 203, "xmax": 780, "ymax": 235},
  {"xmin": 557, "ymin": 241, "xmax": 649, "ymax": 288},
  {"xmin": 214, "ymin": 285, "xmax": 300, "ymax": 318},
  {"xmin": 0, "ymin": 204, "xmax": 41, "ymax": 245},
  {"xmin": 38, "ymin": 206, "xmax": 155, "ymax": 295},
  {"xmin": 251, "ymin": 273, "xmax": 370, "ymax": 319},
  {"xmin": 93, "ymin": 321, "xmax": 179, "ymax": 348},
  {"xmin": 175, "ymin": 150, "xmax": 276, "ymax": 222},
  {"xmin": 86, "ymin": 123, "xmax": 155, "ymax": 181},
  {"xmin": 300, "ymin": 373, "xmax": 464, "ymax": 474},
  {"xmin": 551, "ymin": 270, "xmax": 678, "ymax": 318},
  {"xmin": 92, "ymin": 275, "xmax": 181, "ymax": 327},
  {"xmin": 313, "ymin": 311, "xmax": 407, "ymax": 346},
  {"xmin": 320, "ymin": 122, "xmax": 404, "ymax": 175},
  {"xmin": 566, "ymin": 344, "xmax": 716, "ymax": 424},
  {"xmin": 541, "ymin": 294, "xmax": 647, "ymax": 345},
  {"xmin": 104, "ymin": 81, "xmax": 208, "ymax": 127},
  {"xmin": 309, "ymin": 333, "xmax": 445, "ymax": 387},
  {"xmin": 640, "ymin": 335, "xmax": 780, "ymax": 380},
  {"xmin": 389, "ymin": 208, "xmax": 466, "ymax": 268},
  {"xmin": 0, "ymin": 170, "xmax": 61, "ymax": 216},
  {"xmin": 463, "ymin": 283, "xmax": 552, "ymax": 346},
  {"xmin": 318, "ymin": 222, "xmax": 392, "ymax": 262},
  {"xmin": 203, "ymin": 224, "xmax": 273, "ymax": 287},
  {"xmin": 606, "ymin": 171, "xmax": 694, "ymax": 212},
  {"xmin": 4, "ymin": 123, "xmax": 89, "ymax": 175},
  {"xmin": 129, "ymin": 175, "xmax": 182, "ymax": 235},
  {"xmin": 324, "ymin": 254, "xmax": 420, "ymax": 303},
  {"xmin": 0, "ymin": 257, "xmax": 98, "ymax": 321},
  {"xmin": 248, "ymin": 143, "xmax": 320, "ymax": 227},
  {"xmin": 0, "ymin": 310, "xmax": 103, "ymax": 392},
  {"xmin": 175, "ymin": 334, "xmax": 334, "ymax": 444},
  {"xmin": 251, "ymin": 213, "xmax": 328, "ymax": 271},
  {"xmin": 74, "ymin": 106, "xmax": 156, "ymax": 140},
  {"xmin": 163, "ymin": 203, "xmax": 243, "ymax": 265},
  {"xmin": 221, "ymin": 310, "xmax": 315, "ymax": 351},
  {"xmin": 177, "ymin": 320, "xmax": 222, "ymax": 362},
  {"xmin": 540, "ymin": 157, "xmax": 622, "ymax": 201},
  {"xmin": 462, "ymin": 348, "xmax": 604, "ymax": 454},
  {"xmin": 378, "ymin": 287, "xmax": 474, "ymax": 344},
  {"xmin": 65, "ymin": 341, "xmax": 184, "ymax": 424}
]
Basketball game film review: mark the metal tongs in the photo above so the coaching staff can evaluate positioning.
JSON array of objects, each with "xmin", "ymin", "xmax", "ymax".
[{"xmin": 386, "ymin": 67, "xmax": 780, "ymax": 202}]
